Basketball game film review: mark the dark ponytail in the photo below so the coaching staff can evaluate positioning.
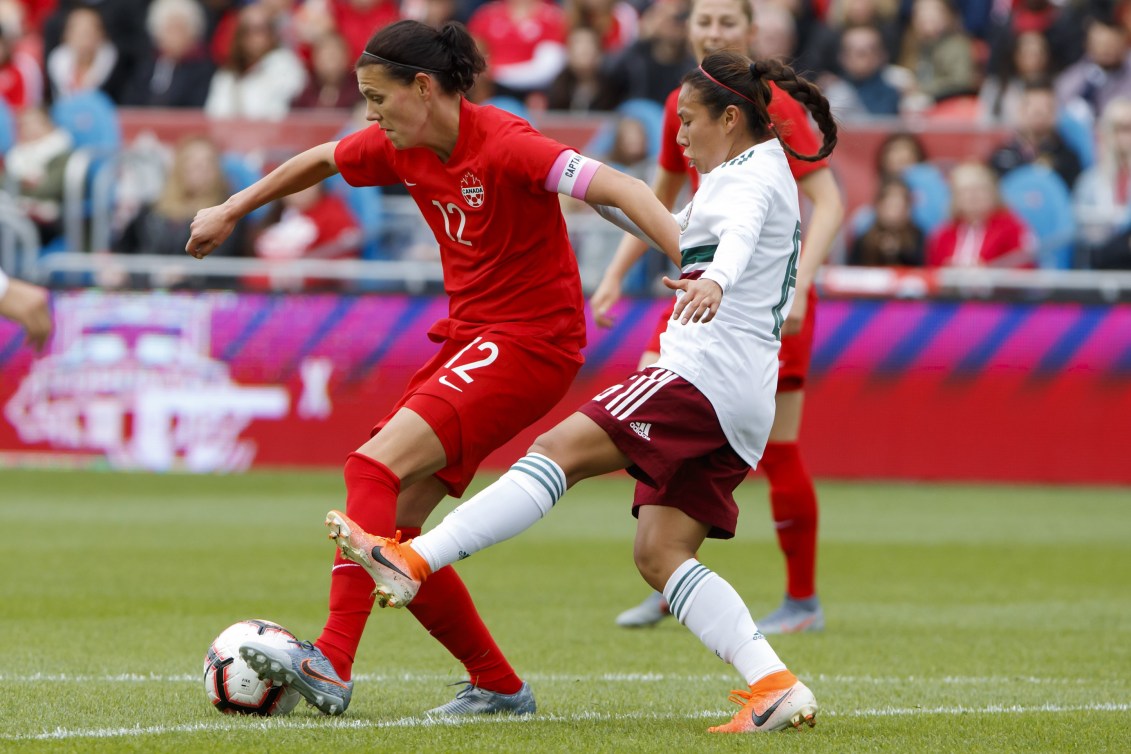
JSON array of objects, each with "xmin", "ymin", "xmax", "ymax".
[
  {"xmin": 683, "ymin": 52, "xmax": 837, "ymax": 163},
  {"xmin": 357, "ymin": 20, "xmax": 485, "ymax": 95}
]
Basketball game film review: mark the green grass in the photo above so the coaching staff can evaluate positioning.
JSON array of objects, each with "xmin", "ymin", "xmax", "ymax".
[{"xmin": 1, "ymin": 470, "xmax": 1129, "ymax": 752}]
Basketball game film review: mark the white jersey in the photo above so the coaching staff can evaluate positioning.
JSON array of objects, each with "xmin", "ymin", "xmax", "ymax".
[{"xmin": 654, "ymin": 140, "xmax": 801, "ymax": 467}]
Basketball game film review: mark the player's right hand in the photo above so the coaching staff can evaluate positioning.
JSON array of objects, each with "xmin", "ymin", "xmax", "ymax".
[
  {"xmin": 186, "ymin": 204, "xmax": 237, "ymax": 259},
  {"xmin": 589, "ymin": 275, "xmax": 623, "ymax": 329}
]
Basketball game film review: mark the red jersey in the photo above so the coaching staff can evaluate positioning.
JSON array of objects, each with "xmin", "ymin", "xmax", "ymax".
[
  {"xmin": 468, "ymin": 1, "xmax": 568, "ymax": 68},
  {"xmin": 659, "ymin": 82, "xmax": 829, "ymax": 193},
  {"xmin": 926, "ymin": 208, "xmax": 1035, "ymax": 268},
  {"xmin": 334, "ymin": 98, "xmax": 586, "ymax": 347},
  {"xmin": 331, "ymin": 0, "xmax": 400, "ymax": 62}
]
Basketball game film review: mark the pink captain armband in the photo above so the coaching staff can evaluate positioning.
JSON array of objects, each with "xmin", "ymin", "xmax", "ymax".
[{"xmin": 545, "ymin": 150, "xmax": 603, "ymax": 200}]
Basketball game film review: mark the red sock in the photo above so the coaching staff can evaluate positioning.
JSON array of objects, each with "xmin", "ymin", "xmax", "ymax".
[
  {"xmin": 315, "ymin": 453, "xmax": 400, "ymax": 681},
  {"xmin": 760, "ymin": 442, "xmax": 818, "ymax": 600},
  {"xmin": 400, "ymin": 526, "xmax": 524, "ymax": 695}
]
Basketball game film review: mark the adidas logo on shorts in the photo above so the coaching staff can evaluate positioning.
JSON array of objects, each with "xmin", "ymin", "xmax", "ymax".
[{"xmin": 629, "ymin": 421, "xmax": 652, "ymax": 441}]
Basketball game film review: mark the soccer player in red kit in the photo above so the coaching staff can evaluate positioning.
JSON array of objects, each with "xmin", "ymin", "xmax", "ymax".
[
  {"xmin": 184, "ymin": 20, "xmax": 679, "ymax": 717},
  {"xmin": 592, "ymin": 0, "xmax": 845, "ymax": 633}
]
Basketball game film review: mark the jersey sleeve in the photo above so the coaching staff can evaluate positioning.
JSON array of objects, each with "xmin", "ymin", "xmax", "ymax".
[
  {"xmin": 333, "ymin": 125, "xmax": 401, "ymax": 187},
  {"xmin": 701, "ymin": 177, "xmax": 773, "ymax": 293},
  {"xmin": 658, "ymin": 88, "xmax": 688, "ymax": 174},
  {"xmin": 499, "ymin": 118, "xmax": 574, "ymax": 193},
  {"xmin": 766, "ymin": 83, "xmax": 828, "ymax": 181}
]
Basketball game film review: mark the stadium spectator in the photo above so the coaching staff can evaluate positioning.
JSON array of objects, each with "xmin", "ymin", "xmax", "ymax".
[
  {"xmin": 564, "ymin": 0, "xmax": 639, "ymax": 54},
  {"xmin": 468, "ymin": 0, "xmax": 568, "ymax": 100},
  {"xmin": 822, "ymin": 23, "xmax": 902, "ymax": 117},
  {"xmin": 926, "ymin": 161, "xmax": 1035, "ymax": 267},
  {"xmin": 45, "ymin": 5, "xmax": 128, "ymax": 102},
  {"xmin": 547, "ymin": 26, "xmax": 619, "ymax": 111},
  {"xmin": 989, "ymin": 81, "xmax": 1082, "ymax": 189},
  {"xmin": 898, "ymin": 0, "xmax": 977, "ymax": 112},
  {"xmin": 601, "ymin": 0, "xmax": 695, "ymax": 105},
  {"xmin": 1056, "ymin": 16, "xmax": 1131, "ymax": 122},
  {"xmin": 294, "ymin": 32, "xmax": 359, "ymax": 109},
  {"xmin": 116, "ymin": 135, "xmax": 246, "ymax": 264},
  {"xmin": 1, "ymin": 106, "xmax": 72, "ymax": 246},
  {"xmin": 204, "ymin": 3, "xmax": 307, "ymax": 120},
  {"xmin": 875, "ymin": 130, "xmax": 929, "ymax": 180},
  {"xmin": 0, "ymin": 265, "xmax": 51, "ymax": 352},
  {"xmin": 43, "ymin": 1, "xmax": 149, "ymax": 95},
  {"xmin": 0, "ymin": 25, "xmax": 29, "ymax": 108},
  {"xmin": 796, "ymin": 0, "xmax": 901, "ymax": 78},
  {"xmin": 247, "ymin": 183, "xmax": 361, "ymax": 291},
  {"xmin": 750, "ymin": 1, "xmax": 798, "ymax": 62},
  {"xmin": 979, "ymin": 30, "xmax": 1051, "ymax": 123},
  {"xmin": 121, "ymin": 0, "xmax": 215, "ymax": 109},
  {"xmin": 329, "ymin": 0, "xmax": 400, "ymax": 61},
  {"xmin": 1074, "ymin": 97, "xmax": 1131, "ymax": 265},
  {"xmin": 603, "ymin": 112, "xmax": 651, "ymax": 178},
  {"xmin": 401, "ymin": 0, "xmax": 459, "ymax": 28},
  {"xmin": 849, "ymin": 178, "xmax": 925, "ymax": 265}
]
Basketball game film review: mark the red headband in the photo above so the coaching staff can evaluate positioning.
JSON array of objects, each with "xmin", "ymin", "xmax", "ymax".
[{"xmin": 698, "ymin": 65, "xmax": 758, "ymax": 107}]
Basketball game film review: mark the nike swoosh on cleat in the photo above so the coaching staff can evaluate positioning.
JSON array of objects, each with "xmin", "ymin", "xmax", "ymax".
[
  {"xmin": 371, "ymin": 546, "xmax": 411, "ymax": 579},
  {"xmin": 300, "ymin": 659, "xmax": 349, "ymax": 689},
  {"xmin": 751, "ymin": 688, "xmax": 794, "ymax": 728}
]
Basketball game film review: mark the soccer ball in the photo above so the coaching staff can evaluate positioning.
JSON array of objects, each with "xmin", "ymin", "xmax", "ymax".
[{"xmin": 203, "ymin": 619, "xmax": 302, "ymax": 716}]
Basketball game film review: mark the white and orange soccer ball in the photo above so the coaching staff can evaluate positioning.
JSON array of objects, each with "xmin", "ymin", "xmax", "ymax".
[{"xmin": 203, "ymin": 619, "xmax": 302, "ymax": 716}]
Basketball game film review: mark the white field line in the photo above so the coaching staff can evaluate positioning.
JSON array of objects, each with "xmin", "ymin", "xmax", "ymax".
[
  {"xmin": 5, "ymin": 704, "xmax": 1131, "ymax": 742},
  {"xmin": 0, "ymin": 672, "xmax": 1096, "ymax": 686}
]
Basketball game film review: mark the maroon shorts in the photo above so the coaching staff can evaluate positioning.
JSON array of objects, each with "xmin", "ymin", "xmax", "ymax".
[
  {"xmin": 644, "ymin": 287, "xmax": 818, "ymax": 392},
  {"xmin": 578, "ymin": 367, "xmax": 750, "ymax": 539},
  {"xmin": 373, "ymin": 332, "xmax": 583, "ymax": 496}
]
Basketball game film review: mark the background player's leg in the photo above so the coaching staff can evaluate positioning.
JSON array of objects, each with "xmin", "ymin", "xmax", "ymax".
[
  {"xmin": 316, "ymin": 409, "xmax": 447, "ymax": 678},
  {"xmin": 396, "ymin": 478, "xmax": 523, "ymax": 696},
  {"xmin": 758, "ymin": 390, "xmax": 822, "ymax": 634}
]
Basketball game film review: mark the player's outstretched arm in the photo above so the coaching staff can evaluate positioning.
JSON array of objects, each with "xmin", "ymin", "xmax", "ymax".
[
  {"xmin": 785, "ymin": 168, "xmax": 843, "ymax": 335},
  {"xmin": 186, "ymin": 142, "xmax": 341, "ymax": 259},
  {"xmin": 583, "ymin": 166, "xmax": 681, "ymax": 266},
  {"xmin": 590, "ymin": 167, "xmax": 687, "ymax": 328},
  {"xmin": 0, "ymin": 276, "xmax": 52, "ymax": 352}
]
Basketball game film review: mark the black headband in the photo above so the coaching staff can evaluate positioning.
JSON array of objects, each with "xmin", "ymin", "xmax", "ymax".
[{"xmin": 360, "ymin": 51, "xmax": 442, "ymax": 74}]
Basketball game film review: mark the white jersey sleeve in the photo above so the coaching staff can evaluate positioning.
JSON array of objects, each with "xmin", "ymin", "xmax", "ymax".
[
  {"xmin": 0, "ymin": 265, "xmax": 9, "ymax": 301},
  {"xmin": 701, "ymin": 177, "xmax": 773, "ymax": 293}
]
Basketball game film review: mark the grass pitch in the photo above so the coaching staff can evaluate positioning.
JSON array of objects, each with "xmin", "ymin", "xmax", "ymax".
[{"xmin": 1, "ymin": 469, "xmax": 1129, "ymax": 752}]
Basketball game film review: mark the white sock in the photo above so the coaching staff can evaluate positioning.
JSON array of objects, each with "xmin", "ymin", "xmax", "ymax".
[
  {"xmin": 663, "ymin": 559, "xmax": 787, "ymax": 685},
  {"xmin": 411, "ymin": 453, "xmax": 566, "ymax": 572}
]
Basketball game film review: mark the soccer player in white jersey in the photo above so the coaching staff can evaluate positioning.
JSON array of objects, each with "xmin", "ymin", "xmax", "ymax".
[{"xmin": 324, "ymin": 50, "xmax": 837, "ymax": 734}]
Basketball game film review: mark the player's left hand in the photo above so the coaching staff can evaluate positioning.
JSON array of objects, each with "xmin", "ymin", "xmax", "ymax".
[
  {"xmin": 664, "ymin": 276, "xmax": 723, "ymax": 324},
  {"xmin": 782, "ymin": 284, "xmax": 808, "ymax": 336}
]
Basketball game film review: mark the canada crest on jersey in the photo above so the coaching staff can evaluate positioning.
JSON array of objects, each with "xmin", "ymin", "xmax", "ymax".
[{"xmin": 461, "ymin": 171, "xmax": 485, "ymax": 208}]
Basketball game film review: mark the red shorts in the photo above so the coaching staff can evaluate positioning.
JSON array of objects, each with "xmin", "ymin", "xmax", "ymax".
[
  {"xmin": 645, "ymin": 286, "xmax": 818, "ymax": 392},
  {"xmin": 578, "ymin": 367, "xmax": 749, "ymax": 539},
  {"xmin": 373, "ymin": 332, "xmax": 583, "ymax": 497}
]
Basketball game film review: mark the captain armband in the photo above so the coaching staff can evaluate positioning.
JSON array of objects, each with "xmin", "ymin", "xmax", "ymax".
[{"xmin": 545, "ymin": 150, "xmax": 604, "ymax": 200}]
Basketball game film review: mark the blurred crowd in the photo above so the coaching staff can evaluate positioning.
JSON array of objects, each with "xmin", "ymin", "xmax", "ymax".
[{"xmin": 2, "ymin": 0, "xmax": 1131, "ymax": 284}]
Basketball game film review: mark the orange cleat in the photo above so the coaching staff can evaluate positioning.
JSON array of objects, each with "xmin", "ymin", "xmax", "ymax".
[
  {"xmin": 324, "ymin": 510, "xmax": 429, "ymax": 608},
  {"xmin": 707, "ymin": 670, "xmax": 818, "ymax": 733}
]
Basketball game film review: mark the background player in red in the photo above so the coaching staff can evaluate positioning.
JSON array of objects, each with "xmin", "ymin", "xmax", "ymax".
[
  {"xmin": 592, "ymin": 0, "xmax": 844, "ymax": 633},
  {"xmin": 184, "ymin": 20, "xmax": 679, "ymax": 717}
]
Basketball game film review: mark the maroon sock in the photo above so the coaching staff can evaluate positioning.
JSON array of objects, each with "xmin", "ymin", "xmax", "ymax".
[
  {"xmin": 761, "ymin": 442, "xmax": 819, "ymax": 600},
  {"xmin": 315, "ymin": 453, "xmax": 400, "ymax": 680}
]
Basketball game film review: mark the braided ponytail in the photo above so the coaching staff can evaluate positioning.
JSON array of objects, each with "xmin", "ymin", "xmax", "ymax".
[{"xmin": 750, "ymin": 59, "xmax": 837, "ymax": 163}]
